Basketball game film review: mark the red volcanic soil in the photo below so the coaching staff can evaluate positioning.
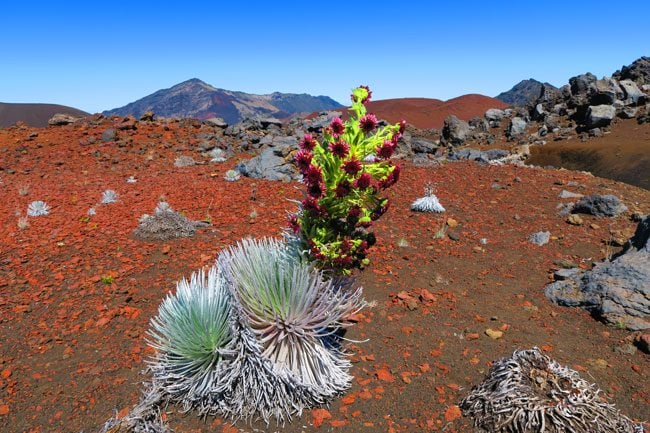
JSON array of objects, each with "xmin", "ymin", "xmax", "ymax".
[
  {"xmin": 363, "ymin": 94, "xmax": 510, "ymax": 129},
  {"xmin": 0, "ymin": 119, "xmax": 648, "ymax": 432},
  {"xmin": 0, "ymin": 102, "xmax": 89, "ymax": 128}
]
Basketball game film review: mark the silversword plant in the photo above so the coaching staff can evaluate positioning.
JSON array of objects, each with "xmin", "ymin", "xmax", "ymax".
[
  {"xmin": 289, "ymin": 85, "xmax": 404, "ymax": 273},
  {"xmin": 27, "ymin": 200, "xmax": 50, "ymax": 217},
  {"xmin": 411, "ymin": 185, "xmax": 445, "ymax": 213},
  {"xmin": 224, "ymin": 169, "xmax": 241, "ymax": 182},
  {"xmin": 101, "ymin": 189, "xmax": 119, "ymax": 204}
]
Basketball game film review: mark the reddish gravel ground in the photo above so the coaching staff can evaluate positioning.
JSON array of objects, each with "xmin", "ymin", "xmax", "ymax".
[{"xmin": 0, "ymin": 118, "xmax": 648, "ymax": 433}]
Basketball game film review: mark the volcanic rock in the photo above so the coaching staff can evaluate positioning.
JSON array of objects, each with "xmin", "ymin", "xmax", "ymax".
[
  {"xmin": 545, "ymin": 216, "xmax": 650, "ymax": 331},
  {"xmin": 572, "ymin": 194, "xmax": 627, "ymax": 217},
  {"xmin": 585, "ymin": 105, "xmax": 616, "ymax": 128},
  {"xmin": 507, "ymin": 117, "xmax": 527, "ymax": 137},
  {"xmin": 442, "ymin": 115, "xmax": 470, "ymax": 146},
  {"xmin": 619, "ymin": 80, "xmax": 644, "ymax": 105},
  {"xmin": 48, "ymin": 113, "xmax": 79, "ymax": 126}
]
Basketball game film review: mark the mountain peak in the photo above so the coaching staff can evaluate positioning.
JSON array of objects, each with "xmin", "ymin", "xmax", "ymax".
[
  {"xmin": 495, "ymin": 79, "xmax": 557, "ymax": 106},
  {"xmin": 103, "ymin": 81, "xmax": 343, "ymax": 124}
]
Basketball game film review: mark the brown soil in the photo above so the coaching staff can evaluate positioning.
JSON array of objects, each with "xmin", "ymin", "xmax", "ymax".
[
  {"xmin": 315, "ymin": 95, "xmax": 509, "ymax": 130},
  {"xmin": 0, "ymin": 103, "xmax": 89, "ymax": 128},
  {"xmin": 365, "ymin": 94, "xmax": 509, "ymax": 129},
  {"xmin": 527, "ymin": 119, "xmax": 650, "ymax": 190},
  {"xmin": 0, "ymin": 118, "xmax": 648, "ymax": 433}
]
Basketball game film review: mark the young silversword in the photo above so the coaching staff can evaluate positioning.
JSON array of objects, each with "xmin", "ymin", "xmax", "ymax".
[
  {"xmin": 224, "ymin": 169, "xmax": 241, "ymax": 182},
  {"xmin": 27, "ymin": 200, "xmax": 50, "ymax": 217},
  {"xmin": 101, "ymin": 189, "xmax": 119, "ymax": 204},
  {"xmin": 411, "ymin": 185, "xmax": 445, "ymax": 213}
]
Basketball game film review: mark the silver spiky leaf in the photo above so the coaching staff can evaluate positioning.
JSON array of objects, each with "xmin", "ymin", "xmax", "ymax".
[
  {"xmin": 154, "ymin": 201, "xmax": 173, "ymax": 215},
  {"xmin": 219, "ymin": 238, "xmax": 363, "ymax": 400},
  {"xmin": 147, "ymin": 266, "xmax": 234, "ymax": 406},
  {"xmin": 27, "ymin": 200, "xmax": 50, "ymax": 217},
  {"xmin": 102, "ymin": 189, "xmax": 119, "ymax": 204},
  {"xmin": 411, "ymin": 186, "xmax": 445, "ymax": 213},
  {"xmin": 460, "ymin": 347, "xmax": 643, "ymax": 433}
]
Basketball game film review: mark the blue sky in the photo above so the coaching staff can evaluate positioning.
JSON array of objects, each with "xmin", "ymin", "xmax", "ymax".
[{"xmin": 1, "ymin": 1, "xmax": 648, "ymax": 113}]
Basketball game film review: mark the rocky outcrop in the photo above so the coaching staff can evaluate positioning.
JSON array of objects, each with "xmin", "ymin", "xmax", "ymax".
[
  {"xmin": 545, "ymin": 216, "xmax": 650, "ymax": 331},
  {"xmin": 613, "ymin": 56, "xmax": 650, "ymax": 86},
  {"xmin": 442, "ymin": 115, "xmax": 470, "ymax": 146}
]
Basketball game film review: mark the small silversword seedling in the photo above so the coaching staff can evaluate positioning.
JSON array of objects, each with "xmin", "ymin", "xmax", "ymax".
[
  {"xmin": 224, "ymin": 169, "xmax": 241, "ymax": 182},
  {"xmin": 27, "ymin": 200, "xmax": 50, "ymax": 217},
  {"xmin": 411, "ymin": 185, "xmax": 445, "ymax": 213},
  {"xmin": 101, "ymin": 189, "xmax": 119, "ymax": 204}
]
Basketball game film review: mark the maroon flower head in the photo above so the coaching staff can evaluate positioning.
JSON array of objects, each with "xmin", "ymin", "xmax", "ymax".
[
  {"xmin": 335, "ymin": 179, "xmax": 351, "ymax": 197},
  {"xmin": 302, "ymin": 196, "xmax": 322, "ymax": 216},
  {"xmin": 304, "ymin": 164, "xmax": 323, "ymax": 185},
  {"xmin": 330, "ymin": 117, "xmax": 345, "ymax": 135},
  {"xmin": 328, "ymin": 139, "xmax": 350, "ymax": 158},
  {"xmin": 350, "ymin": 85, "xmax": 373, "ymax": 104},
  {"xmin": 399, "ymin": 119, "xmax": 407, "ymax": 134},
  {"xmin": 359, "ymin": 113, "xmax": 378, "ymax": 133},
  {"xmin": 307, "ymin": 181, "xmax": 325, "ymax": 198},
  {"xmin": 354, "ymin": 172, "xmax": 373, "ymax": 189},
  {"xmin": 294, "ymin": 149, "xmax": 313, "ymax": 171},
  {"xmin": 347, "ymin": 205, "xmax": 362, "ymax": 219},
  {"xmin": 342, "ymin": 158, "xmax": 362, "ymax": 176},
  {"xmin": 300, "ymin": 133, "xmax": 317, "ymax": 151},
  {"xmin": 377, "ymin": 140, "xmax": 396, "ymax": 159}
]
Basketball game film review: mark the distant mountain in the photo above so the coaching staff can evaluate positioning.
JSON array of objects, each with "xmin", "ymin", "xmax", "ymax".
[
  {"xmin": 359, "ymin": 94, "xmax": 509, "ymax": 129},
  {"xmin": 495, "ymin": 79, "xmax": 557, "ymax": 106},
  {"xmin": 0, "ymin": 102, "xmax": 89, "ymax": 128},
  {"xmin": 103, "ymin": 79, "xmax": 344, "ymax": 124}
]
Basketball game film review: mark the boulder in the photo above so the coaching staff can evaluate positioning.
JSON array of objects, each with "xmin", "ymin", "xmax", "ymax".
[
  {"xmin": 585, "ymin": 104, "xmax": 616, "ymax": 128},
  {"xmin": 448, "ymin": 148, "xmax": 508, "ymax": 163},
  {"xmin": 48, "ymin": 113, "xmax": 79, "ymax": 126},
  {"xmin": 537, "ymin": 84, "xmax": 563, "ymax": 109},
  {"xmin": 204, "ymin": 117, "xmax": 228, "ymax": 128},
  {"xmin": 411, "ymin": 138, "xmax": 438, "ymax": 154},
  {"xmin": 484, "ymin": 108, "xmax": 505, "ymax": 122},
  {"xmin": 572, "ymin": 194, "xmax": 627, "ymax": 217},
  {"xmin": 237, "ymin": 148, "xmax": 298, "ymax": 181},
  {"xmin": 442, "ymin": 115, "xmax": 470, "ymax": 146},
  {"xmin": 507, "ymin": 117, "xmax": 527, "ymax": 137},
  {"xmin": 619, "ymin": 79, "xmax": 644, "ymax": 104},
  {"xmin": 589, "ymin": 77, "xmax": 623, "ymax": 105},
  {"xmin": 545, "ymin": 216, "xmax": 650, "ymax": 331},
  {"xmin": 569, "ymin": 72, "xmax": 597, "ymax": 95}
]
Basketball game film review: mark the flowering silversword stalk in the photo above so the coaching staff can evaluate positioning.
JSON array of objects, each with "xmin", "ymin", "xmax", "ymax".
[{"xmin": 289, "ymin": 85, "xmax": 405, "ymax": 274}]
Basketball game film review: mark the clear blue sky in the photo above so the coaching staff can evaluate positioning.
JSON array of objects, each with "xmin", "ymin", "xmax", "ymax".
[{"xmin": 1, "ymin": 1, "xmax": 648, "ymax": 113}]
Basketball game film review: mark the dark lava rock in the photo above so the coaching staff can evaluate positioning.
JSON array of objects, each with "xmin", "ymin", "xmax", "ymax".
[
  {"xmin": 442, "ymin": 115, "xmax": 470, "ymax": 146},
  {"xmin": 545, "ymin": 216, "xmax": 650, "ymax": 331},
  {"xmin": 572, "ymin": 194, "xmax": 627, "ymax": 217}
]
